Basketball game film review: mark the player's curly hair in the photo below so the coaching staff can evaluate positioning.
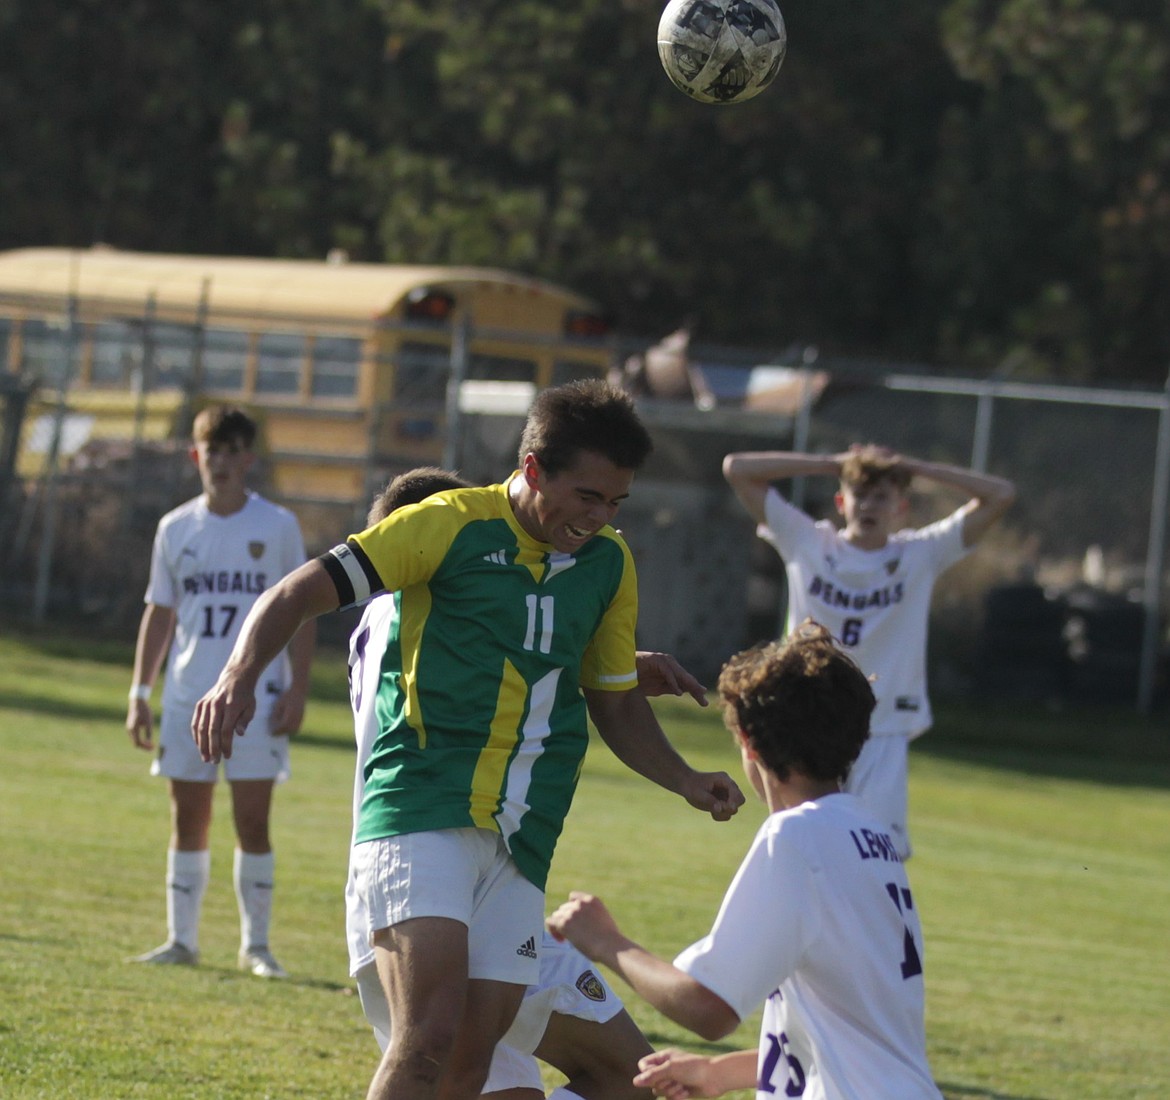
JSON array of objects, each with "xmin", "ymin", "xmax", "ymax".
[
  {"xmin": 518, "ymin": 379, "xmax": 652, "ymax": 476},
  {"xmin": 367, "ymin": 466, "xmax": 473, "ymax": 526},
  {"xmin": 839, "ymin": 445, "xmax": 911, "ymax": 493},
  {"xmin": 717, "ymin": 620, "xmax": 874, "ymax": 783}
]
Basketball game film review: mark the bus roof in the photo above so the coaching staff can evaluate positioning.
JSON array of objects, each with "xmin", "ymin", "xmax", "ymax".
[{"xmin": 0, "ymin": 247, "xmax": 598, "ymax": 323}]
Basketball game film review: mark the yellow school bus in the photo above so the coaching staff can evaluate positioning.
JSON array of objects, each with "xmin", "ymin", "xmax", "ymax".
[{"xmin": 0, "ymin": 247, "xmax": 614, "ymax": 544}]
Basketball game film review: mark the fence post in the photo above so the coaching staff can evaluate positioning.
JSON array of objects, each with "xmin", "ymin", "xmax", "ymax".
[
  {"xmin": 32, "ymin": 292, "xmax": 79, "ymax": 623},
  {"xmin": 1137, "ymin": 370, "xmax": 1170, "ymax": 714},
  {"xmin": 970, "ymin": 385, "xmax": 995, "ymax": 473},
  {"xmin": 442, "ymin": 311, "xmax": 472, "ymax": 472}
]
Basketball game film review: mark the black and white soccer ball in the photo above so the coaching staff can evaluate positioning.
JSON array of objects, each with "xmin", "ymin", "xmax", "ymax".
[{"xmin": 657, "ymin": 0, "xmax": 787, "ymax": 105}]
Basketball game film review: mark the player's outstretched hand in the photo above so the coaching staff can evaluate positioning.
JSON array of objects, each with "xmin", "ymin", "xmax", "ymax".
[
  {"xmin": 635, "ymin": 651, "xmax": 708, "ymax": 706},
  {"xmin": 546, "ymin": 891, "xmax": 625, "ymax": 962},
  {"xmin": 635, "ymin": 1049, "xmax": 722, "ymax": 1099},
  {"xmin": 682, "ymin": 770, "xmax": 745, "ymax": 821},
  {"xmin": 126, "ymin": 699, "xmax": 154, "ymax": 751},
  {"xmin": 191, "ymin": 677, "xmax": 256, "ymax": 763}
]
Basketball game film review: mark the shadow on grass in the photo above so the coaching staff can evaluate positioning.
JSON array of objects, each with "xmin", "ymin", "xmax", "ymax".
[
  {"xmin": 916, "ymin": 701, "xmax": 1170, "ymax": 792},
  {"xmin": 0, "ymin": 689, "xmax": 125, "ymax": 723}
]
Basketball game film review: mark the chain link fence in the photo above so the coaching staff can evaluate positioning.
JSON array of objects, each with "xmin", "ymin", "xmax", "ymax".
[{"xmin": 2, "ymin": 332, "xmax": 1167, "ymax": 712}]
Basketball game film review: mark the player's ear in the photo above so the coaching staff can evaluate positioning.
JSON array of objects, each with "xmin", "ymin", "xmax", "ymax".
[
  {"xmin": 520, "ymin": 453, "xmax": 541, "ymax": 488},
  {"xmin": 834, "ymin": 490, "xmax": 845, "ymax": 515}
]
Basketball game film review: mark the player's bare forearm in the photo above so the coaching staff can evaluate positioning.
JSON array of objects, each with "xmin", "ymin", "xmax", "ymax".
[
  {"xmin": 635, "ymin": 1048, "xmax": 758, "ymax": 1098},
  {"xmin": 722, "ymin": 451, "xmax": 841, "ymax": 523},
  {"xmin": 547, "ymin": 893, "xmax": 740, "ymax": 1042},
  {"xmin": 584, "ymin": 688, "xmax": 743, "ymax": 819},
  {"xmin": 901, "ymin": 456, "xmax": 1017, "ymax": 545},
  {"xmin": 126, "ymin": 604, "xmax": 174, "ymax": 749}
]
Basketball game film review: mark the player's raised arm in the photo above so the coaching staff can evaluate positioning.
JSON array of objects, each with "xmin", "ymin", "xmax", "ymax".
[
  {"xmin": 192, "ymin": 559, "xmax": 339, "ymax": 763},
  {"xmin": 722, "ymin": 450, "xmax": 845, "ymax": 524},
  {"xmin": 898, "ymin": 455, "xmax": 1017, "ymax": 547},
  {"xmin": 583, "ymin": 687, "xmax": 743, "ymax": 820}
]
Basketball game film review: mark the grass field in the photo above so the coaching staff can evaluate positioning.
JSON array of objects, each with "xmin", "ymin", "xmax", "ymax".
[{"xmin": 1, "ymin": 626, "xmax": 1168, "ymax": 1099}]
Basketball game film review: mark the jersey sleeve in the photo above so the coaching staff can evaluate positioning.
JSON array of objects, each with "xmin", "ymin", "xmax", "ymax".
[
  {"xmin": 327, "ymin": 497, "xmax": 460, "ymax": 607},
  {"xmin": 758, "ymin": 486, "xmax": 820, "ymax": 560},
  {"xmin": 578, "ymin": 533, "xmax": 639, "ymax": 693},
  {"xmin": 673, "ymin": 815, "xmax": 813, "ymax": 1020},
  {"xmin": 910, "ymin": 506, "xmax": 969, "ymax": 575},
  {"xmin": 143, "ymin": 523, "xmax": 176, "ymax": 609}
]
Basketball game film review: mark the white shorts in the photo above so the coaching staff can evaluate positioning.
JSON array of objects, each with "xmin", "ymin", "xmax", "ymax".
[
  {"xmin": 844, "ymin": 734, "xmax": 911, "ymax": 858},
  {"xmin": 151, "ymin": 705, "xmax": 290, "ymax": 784},
  {"xmin": 354, "ymin": 932, "xmax": 624, "ymax": 1093},
  {"xmin": 352, "ymin": 828, "xmax": 543, "ymax": 985}
]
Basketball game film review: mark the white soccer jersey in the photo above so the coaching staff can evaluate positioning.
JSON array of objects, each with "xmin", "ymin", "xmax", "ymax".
[
  {"xmin": 674, "ymin": 794, "xmax": 941, "ymax": 1100},
  {"xmin": 759, "ymin": 489, "xmax": 968, "ymax": 737},
  {"xmin": 145, "ymin": 492, "xmax": 306, "ymax": 712}
]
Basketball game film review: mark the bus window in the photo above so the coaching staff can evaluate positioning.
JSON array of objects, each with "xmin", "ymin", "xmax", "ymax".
[
  {"xmin": 22, "ymin": 318, "xmax": 73, "ymax": 386},
  {"xmin": 468, "ymin": 354, "xmax": 536, "ymax": 384},
  {"xmin": 153, "ymin": 323, "xmax": 197, "ymax": 390},
  {"xmin": 255, "ymin": 332, "xmax": 305, "ymax": 395},
  {"xmin": 90, "ymin": 321, "xmax": 139, "ymax": 387},
  {"xmin": 396, "ymin": 341, "xmax": 450, "ymax": 403},
  {"xmin": 552, "ymin": 359, "xmax": 606, "ymax": 386},
  {"xmin": 310, "ymin": 336, "xmax": 361, "ymax": 398},
  {"xmin": 202, "ymin": 328, "xmax": 248, "ymax": 392}
]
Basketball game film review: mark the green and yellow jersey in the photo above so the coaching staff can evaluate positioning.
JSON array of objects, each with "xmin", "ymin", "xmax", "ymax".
[{"xmin": 323, "ymin": 477, "xmax": 639, "ymax": 889}]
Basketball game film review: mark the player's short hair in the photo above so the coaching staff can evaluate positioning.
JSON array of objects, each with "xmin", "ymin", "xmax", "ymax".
[
  {"xmin": 839, "ymin": 445, "xmax": 911, "ymax": 493},
  {"xmin": 518, "ymin": 379, "xmax": 652, "ymax": 477},
  {"xmin": 192, "ymin": 405, "xmax": 257, "ymax": 450},
  {"xmin": 367, "ymin": 466, "xmax": 473, "ymax": 526},
  {"xmin": 717, "ymin": 619, "xmax": 874, "ymax": 783}
]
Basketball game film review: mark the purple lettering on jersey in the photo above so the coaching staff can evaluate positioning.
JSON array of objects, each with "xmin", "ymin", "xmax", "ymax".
[{"xmin": 851, "ymin": 828, "xmax": 903, "ymax": 863}]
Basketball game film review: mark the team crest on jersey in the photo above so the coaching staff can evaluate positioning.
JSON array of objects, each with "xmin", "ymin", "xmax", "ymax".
[
  {"xmin": 885, "ymin": 557, "xmax": 901, "ymax": 575},
  {"xmin": 575, "ymin": 970, "xmax": 607, "ymax": 1002},
  {"xmin": 248, "ymin": 541, "xmax": 265, "ymax": 560}
]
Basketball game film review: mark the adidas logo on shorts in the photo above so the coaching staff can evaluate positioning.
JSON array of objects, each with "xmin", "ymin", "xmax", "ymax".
[{"xmin": 515, "ymin": 936, "xmax": 538, "ymax": 959}]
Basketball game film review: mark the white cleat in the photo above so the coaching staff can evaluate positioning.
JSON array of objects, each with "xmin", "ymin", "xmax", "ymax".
[
  {"xmin": 130, "ymin": 941, "xmax": 199, "ymax": 966},
  {"xmin": 238, "ymin": 946, "xmax": 288, "ymax": 980}
]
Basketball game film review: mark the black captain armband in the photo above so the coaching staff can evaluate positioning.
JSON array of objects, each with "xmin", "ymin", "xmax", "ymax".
[{"xmin": 318, "ymin": 541, "xmax": 384, "ymax": 609}]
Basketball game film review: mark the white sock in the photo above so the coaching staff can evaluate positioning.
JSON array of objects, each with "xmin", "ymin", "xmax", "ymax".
[
  {"xmin": 234, "ymin": 849, "xmax": 275, "ymax": 951},
  {"xmin": 548, "ymin": 1090, "xmax": 586, "ymax": 1100},
  {"xmin": 167, "ymin": 848, "xmax": 210, "ymax": 952}
]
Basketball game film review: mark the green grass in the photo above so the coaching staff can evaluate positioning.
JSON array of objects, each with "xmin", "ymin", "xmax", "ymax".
[{"xmin": 0, "ymin": 628, "xmax": 1167, "ymax": 1098}]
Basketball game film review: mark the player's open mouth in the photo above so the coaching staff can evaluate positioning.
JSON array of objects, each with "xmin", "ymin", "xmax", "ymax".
[{"xmin": 565, "ymin": 524, "xmax": 592, "ymax": 541}]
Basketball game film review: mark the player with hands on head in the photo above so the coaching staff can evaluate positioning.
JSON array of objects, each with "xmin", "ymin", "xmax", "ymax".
[
  {"xmin": 548, "ymin": 620, "xmax": 943, "ymax": 1100},
  {"xmin": 126, "ymin": 404, "xmax": 314, "ymax": 979},
  {"xmin": 193, "ymin": 381, "xmax": 743, "ymax": 1100},
  {"xmin": 722, "ymin": 442, "xmax": 1015, "ymax": 858}
]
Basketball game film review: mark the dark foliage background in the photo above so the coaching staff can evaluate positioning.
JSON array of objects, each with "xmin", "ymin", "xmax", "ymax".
[{"xmin": 3, "ymin": 0, "xmax": 1169, "ymax": 382}]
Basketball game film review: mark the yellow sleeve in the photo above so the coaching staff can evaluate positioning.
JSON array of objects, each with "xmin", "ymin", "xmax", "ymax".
[
  {"xmin": 350, "ymin": 496, "xmax": 461, "ymax": 593},
  {"xmin": 579, "ymin": 533, "xmax": 639, "ymax": 692}
]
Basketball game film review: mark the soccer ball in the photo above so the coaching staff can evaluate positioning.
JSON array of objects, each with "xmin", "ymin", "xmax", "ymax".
[{"xmin": 657, "ymin": 0, "xmax": 787, "ymax": 105}]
